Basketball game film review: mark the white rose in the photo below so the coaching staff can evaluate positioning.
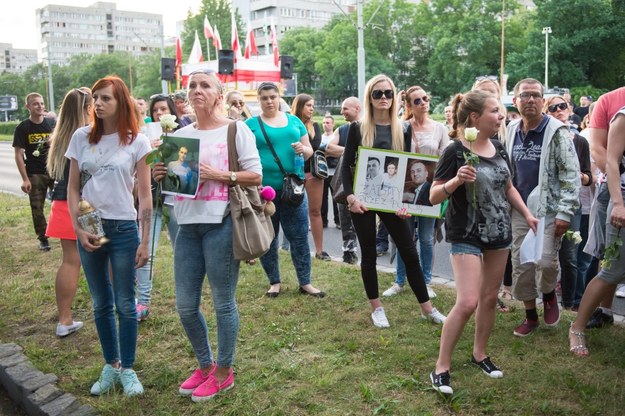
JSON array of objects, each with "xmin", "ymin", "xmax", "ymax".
[
  {"xmin": 32, "ymin": 150, "xmax": 40, "ymax": 157},
  {"xmin": 160, "ymin": 114, "xmax": 178, "ymax": 131},
  {"xmin": 465, "ymin": 127, "xmax": 479, "ymax": 143}
]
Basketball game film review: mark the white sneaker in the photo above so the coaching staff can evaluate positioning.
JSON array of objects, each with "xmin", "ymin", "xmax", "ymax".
[
  {"xmin": 427, "ymin": 285, "xmax": 437, "ymax": 298},
  {"xmin": 56, "ymin": 321, "xmax": 84, "ymax": 337},
  {"xmin": 382, "ymin": 283, "xmax": 405, "ymax": 297},
  {"xmin": 422, "ymin": 308, "xmax": 446, "ymax": 324},
  {"xmin": 616, "ymin": 285, "xmax": 625, "ymax": 298},
  {"xmin": 371, "ymin": 307, "xmax": 390, "ymax": 328}
]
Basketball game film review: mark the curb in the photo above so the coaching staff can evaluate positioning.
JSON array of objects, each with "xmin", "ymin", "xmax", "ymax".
[{"xmin": 0, "ymin": 343, "xmax": 97, "ymax": 416}]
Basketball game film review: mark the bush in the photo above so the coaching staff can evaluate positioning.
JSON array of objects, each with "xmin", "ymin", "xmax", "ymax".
[{"xmin": 0, "ymin": 122, "xmax": 19, "ymax": 135}]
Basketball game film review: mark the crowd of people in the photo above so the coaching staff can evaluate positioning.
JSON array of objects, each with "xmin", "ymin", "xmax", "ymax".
[{"xmin": 11, "ymin": 71, "xmax": 625, "ymax": 400}]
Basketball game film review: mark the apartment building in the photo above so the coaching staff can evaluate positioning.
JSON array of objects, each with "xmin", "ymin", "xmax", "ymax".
[
  {"xmin": 0, "ymin": 43, "xmax": 38, "ymax": 73},
  {"xmin": 36, "ymin": 2, "xmax": 163, "ymax": 65}
]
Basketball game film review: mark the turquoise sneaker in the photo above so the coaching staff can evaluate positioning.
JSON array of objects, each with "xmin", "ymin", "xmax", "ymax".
[
  {"xmin": 90, "ymin": 364, "xmax": 120, "ymax": 395},
  {"xmin": 120, "ymin": 369, "xmax": 144, "ymax": 397}
]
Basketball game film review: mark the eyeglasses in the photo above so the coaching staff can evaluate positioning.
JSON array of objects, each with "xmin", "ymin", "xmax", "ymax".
[
  {"xmin": 518, "ymin": 92, "xmax": 543, "ymax": 101},
  {"xmin": 412, "ymin": 96, "xmax": 429, "ymax": 106},
  {"xmin": 548, "ymin": 102, "xmax": 568, "ymax": 113},
  {"xmin": 189, "ymin": 69, "xmax": 216, "ymax": 76},
  {"xmin": 371, "ymin": 89, "xmax": 394, "ymax": 100},
  {"xmin": 229, "ymin": 100, "xmax": 244, "ymax": 107}
]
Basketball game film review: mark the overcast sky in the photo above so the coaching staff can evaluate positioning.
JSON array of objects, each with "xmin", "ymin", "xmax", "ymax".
[{"xmin": 0, "ymin": 0, "xmax": 201, "ymax": 50}]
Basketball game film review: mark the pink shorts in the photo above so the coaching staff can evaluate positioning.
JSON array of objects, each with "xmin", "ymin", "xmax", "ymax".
[{"xmin": 46, "ymin": 200, "xmax": 77, "ymax": 241}]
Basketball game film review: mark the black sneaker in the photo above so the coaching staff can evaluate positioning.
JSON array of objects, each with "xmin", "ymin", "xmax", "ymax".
[
  {"xmin": 430, "ymin": 370, "xmax": 453, "ymax": 395},
  {"xmin": 315, "ymin": 251, "xmax": 331, "ymax": 261},
  {"xmin": 342, "ymin": 252, "xmax": 358, "ymax": 265},
  {"xmin": 471, "ymin": 356, "xmax": 503, "ymax": 379},
  {"xmin": 39, "ymin": 239, "xmax": 51, "ymax": 252},
  {"xmin": 586, "ymin": 308, "xmax": 614, "ymax": 329}
]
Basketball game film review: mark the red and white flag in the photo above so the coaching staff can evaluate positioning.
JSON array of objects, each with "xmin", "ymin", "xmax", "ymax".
[
  {"xmin": 203, "ymin": 16, "xmax": 214, "ymax": 40},
  {"xmin": 270, "ymin": 20, "xmax": 279, "ymax": 67},
  {"xmin": 175, "ymin": 36, "xmax": 182, "ymax": 67},
  {"xmin": 244, "ymin": 24, "xmax": 258, "ymax": 59},
  {"xmin": 231, "ymin": 10, "xmax": 242, "ymax": 61},
  {"xmin": 212, "ymin": 25, "xmax": 222, "ymax": 50},
  {"xmin": 188, "ymin": 31, "xmax": 203, "ymax": 64}
]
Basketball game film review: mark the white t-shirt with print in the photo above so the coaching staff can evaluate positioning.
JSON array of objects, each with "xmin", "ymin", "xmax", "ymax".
[
  {"xmin": 65, "ymin": 126, "xmax": 151, "ymax": 220},
  {"xmin": 173, "ymin": 120, "xmax": 262, "ymax": 225}
]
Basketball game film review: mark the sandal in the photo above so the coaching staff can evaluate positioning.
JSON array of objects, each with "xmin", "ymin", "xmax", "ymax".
[
  {"xmin": 496, "ymin": 297, "xmax": 509, "ymax": 313},
  {"xmin": 500, "ymin": 289, "xmax": 514, "ymax": 301},
  {"xmin": 569, "ymin": 324, "xmax": 589, "ymax": 357}
]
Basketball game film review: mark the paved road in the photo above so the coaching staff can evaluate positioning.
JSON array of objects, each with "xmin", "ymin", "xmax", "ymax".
[
  {"xmin": 1, "ymin": 141, "xmax": 623, "ymax": 315},
  {"xmin": 0, "ymin": 142, "xmax": 24, "ymax": 196}
]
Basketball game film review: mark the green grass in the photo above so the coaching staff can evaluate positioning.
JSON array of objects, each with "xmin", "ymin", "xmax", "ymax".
[
  {"xmin": 1, "ymin": 192, "xmax": 625, "ymax": 415},
  {"xmin": 0, "ymin": 134, "xmax": 12, "ymax": 141}
]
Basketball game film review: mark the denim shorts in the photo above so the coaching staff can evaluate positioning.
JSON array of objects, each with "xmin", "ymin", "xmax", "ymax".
[
  {"xmin": 450, "ymin": 242, "xmax": 483, "ymax": 257},
  {"xmin": 449, "ymin": 242, "xmax": 510, "ymax": 256}
]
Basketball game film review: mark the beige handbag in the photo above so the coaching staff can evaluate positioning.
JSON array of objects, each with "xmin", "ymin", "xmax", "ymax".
[{"xmin": 226, "ymin": 121, "xmax": 275, "ymax": 260}]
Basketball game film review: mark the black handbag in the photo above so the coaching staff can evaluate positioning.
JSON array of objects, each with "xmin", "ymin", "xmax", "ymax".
[
  {"xmin": 311, "ymin": 150, "xmax": 329, "ymax": 179},
  {"xmin": 257, "ymin": 116, "xmax": 305, "ymax": 207}
]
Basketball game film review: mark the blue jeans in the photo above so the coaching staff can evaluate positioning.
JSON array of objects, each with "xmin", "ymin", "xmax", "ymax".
[
  {"xmin": 136, "ymin": 205, "xmax": 179, "ymax": 305},
  {"xmin": 559, "ymin": 209, "xmax": 582, "ymax": 307},
  {"xmin": 174, "ymin": 216, "xmax": 240, "ymax": 369},
  {"xmin": 575, "ymin": 213, "xmax": 593, "ymax": 304},
  {"xmin": 78, "ymin": 219, "xmax": 139, "ymax": 368},
  {"xmin": 260, "ymin": 191, "xmax": 312, "ymax": 286},
  {"xmin": 396, "ymin": 216, "xmax": 435, "ymax": 285},
  {"xmin": 136, "ymin": 207, "xmax": 161, "ymax": 306}
]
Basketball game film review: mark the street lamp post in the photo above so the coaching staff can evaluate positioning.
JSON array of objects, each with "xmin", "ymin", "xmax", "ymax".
[{"xmin": 542, "ymin": 27, "xmax": 552, "ymax": 90}]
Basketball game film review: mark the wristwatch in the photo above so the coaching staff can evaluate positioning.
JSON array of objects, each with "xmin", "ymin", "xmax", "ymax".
[{"xmin": 230, "ymin": 171, "xmax": 237, "ymax": 184}]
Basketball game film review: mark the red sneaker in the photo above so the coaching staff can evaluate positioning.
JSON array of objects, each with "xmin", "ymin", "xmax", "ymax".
[
  {"xmin": 191, "ymin": 369, "xmax": 235, "ymax": 402},
  {"xmin": 543, "ymin": 297, "xmax": 560, "ymax": 327},
  {"xmin": 513, "ymin": 319, "xmax": 539, "ymax": 337}
]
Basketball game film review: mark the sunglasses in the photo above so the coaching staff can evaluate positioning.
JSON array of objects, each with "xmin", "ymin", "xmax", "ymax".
[
  {"xmin": 548, "ymin": 102, "xmax": 568, "ymax": 113},
  {"xmin": 518, "ymin": 92, "xmax": 543, "ymax": 101},
  {"xmin": 371, "ymin": 89, "xmax": 394, "ymax": 100},
  {"xmin": 150, "ymin": 93, "xmax": 173, "ymax": 101},
  {"xmin": 229, "ymin": 100, "xmax": 244, "ymax": 107},
  {"xmin": 476, "ymin": 75, "xmax": 498, "ymax": 82},
  {"xmin": 412, "ymin": 96, "xmax": 430, "ymax": 106}
]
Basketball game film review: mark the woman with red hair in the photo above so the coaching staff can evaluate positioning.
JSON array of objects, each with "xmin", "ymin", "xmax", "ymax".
[{"xmin": 67, "ymin": 76, "xmax": 152, "ymax": 397}]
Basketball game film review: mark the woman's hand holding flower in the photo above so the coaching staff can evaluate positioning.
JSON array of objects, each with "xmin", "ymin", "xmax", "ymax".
[
  {"xmin": 152, "ymin": 162, "xmax": 167, "ymax": 182},
  {"xmin": 456, "ymin": 165, "xmax": 477, "ymax": 184}
]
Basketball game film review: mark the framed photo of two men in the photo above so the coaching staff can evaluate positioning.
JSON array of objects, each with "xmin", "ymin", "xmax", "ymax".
[{"xmin": 353, "ymin": 147, "xmax": 442, "ymax": 218}]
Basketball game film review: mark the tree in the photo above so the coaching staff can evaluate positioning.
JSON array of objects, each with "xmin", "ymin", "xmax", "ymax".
[
  {"xmin": 179, "ymin": 0, "xmax": 245, "ymax": 62},
  {"xmin": 426, "ymin": 0, "xmax": 524, "ymax": 100},
  {"xmin": 506, "ymin": 0, "xmax": 625, "ymax": 91},
  {"xmin": 280, "ymin": 28, "xmax": 327, "ymax": 95}
]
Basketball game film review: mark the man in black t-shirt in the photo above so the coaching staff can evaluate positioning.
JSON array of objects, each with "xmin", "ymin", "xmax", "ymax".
[
  {"xmin": 327, "ymin": 97, "xmax": 361, "ymax": 264},
  {"xmin": 13, "ymin": 92, "xmax": 54, "ymax": 251}
]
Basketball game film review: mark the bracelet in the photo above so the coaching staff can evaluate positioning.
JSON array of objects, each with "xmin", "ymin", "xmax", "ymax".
[{"xmin": 442, "ymin": 183, "xmax": 452, "ymax": 197}]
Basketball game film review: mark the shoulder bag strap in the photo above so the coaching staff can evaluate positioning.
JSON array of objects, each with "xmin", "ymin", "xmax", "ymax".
[
  {"xmin": 227, "ymin": 121, "xmax": 239, "ymax": 172},
  {"xmin": 257, "ymin": 115, "xmax": 287, "ymax": 176}
]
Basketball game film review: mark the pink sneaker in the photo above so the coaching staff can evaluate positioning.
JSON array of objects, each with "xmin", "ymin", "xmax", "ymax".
[
  {"xmin": 191, "ymin": 369, "xmax": 234, "ymax": 402},
  {"xmin": 179, "ymin": 367, "xmax": 215, "ymax": 395}
]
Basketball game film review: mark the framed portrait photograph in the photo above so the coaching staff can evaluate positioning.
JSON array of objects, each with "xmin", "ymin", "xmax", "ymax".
[
  {"xmin": 160, "ymin": 136, "xmax": 201, "ymax": 197},
  {"xmin": 353, "ymin": 147, "xmax": 442, "ymax": 218}
]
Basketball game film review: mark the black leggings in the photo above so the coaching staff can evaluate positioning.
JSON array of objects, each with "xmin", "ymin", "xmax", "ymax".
[{"xmin": 351, "ymin": 211, "xmax": 430, "ymax": 303}]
